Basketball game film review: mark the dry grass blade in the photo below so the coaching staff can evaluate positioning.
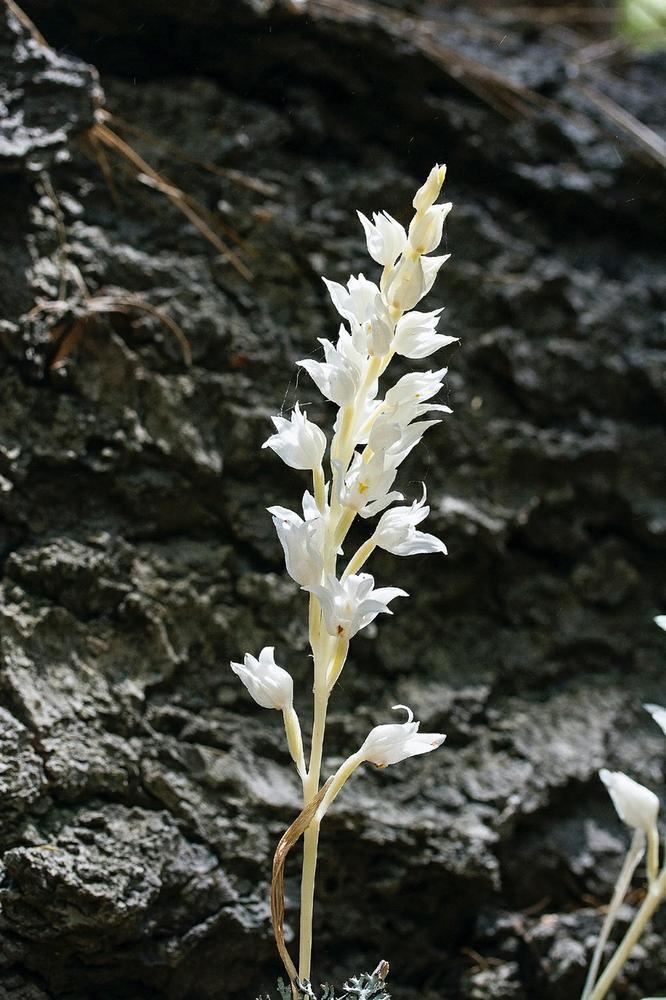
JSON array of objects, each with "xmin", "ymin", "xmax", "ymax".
[
  {"xmin": 48, "ymin": 318, "xmax": 85, "ymax": 370},
  {"xmin": 576, "ymin": 81, "xmax": 666, "ymax": 168},
  {"xmin": 305, "ymin": 0, "xmax": 548, "ymax": 119},
  {"xmin": 89, "ymin": 121, "xmax": 253, "ymax": 279},
  {"xmin": 29, "ymin": 290, "xmax": 192, "ymax": 369},
  {"xmin": 104, "ymin": 111, "xmax": 279, "ymax": 197},
  {"xmin": 271, "ymin": 779, "xmax": 333, "ymax": 995},
  {"xmin": 304, "ymin": 0, "xmax": 666, "ymax": 165},
  {"xmin": 5, "ymin": 0, "xmax": 48, "ymax": 45},
  {"xmin": 88, "ymin": 294, "xmax": 192, "ymax": 366},
  {"xmin": 490, "ymin": 6, "xmax": 616, "ymax": 27}
]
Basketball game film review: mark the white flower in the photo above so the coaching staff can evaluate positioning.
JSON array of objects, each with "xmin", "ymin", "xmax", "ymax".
[
  {"xmin": 655, "ymin": 614, "xmax": 666, "ymax": 632},
  {"xmin": 323, "ymin": 274, "xmax": 381, "ymax": 326},
  {"xmin": 323, "ymin": 275, "xmax": 396, "ymax": 356},
  {"xmin": 262, "ymin": 402, "xmax": 326, "ymax": 470},
  {"xmin": 645, "ymin": 703, "xmax": 666, "ymax": 736},
  {"xmin": 230, "ymin": 647, "xmax": 293, "ymax": 711},
  {"xmin": 408, "ymin": 202, "xmax": 452, "ymax": 256},
  {"xmin": 412, "ymin": 164, "xmax": 447, "ymax": 214},
  {"xmin": 374, "ymin": 487, "xmax": 447, "ymax": 556},
  {"xmin": 268, "ymin": 491, "xmax": 324, "ymax": 588},
  {"xmin": 393, "ymin": 309, "xmax": 458, "ymax": 359},
  {"xmin": 297, "ymin": 328, "xmax": 364, "ymax": 406},
  {"xmin": 600, "ymin": 769, "xmax": 660, "ymax": 833},
  {"xmin": 312, "ymin": 572, "xmax": 407, "ymax": 639},
  {"xmin": 359, "ymin": 705, "xmax": 446, "ymax": 767},
  {"xmin": 340, "ymin": 451, "xmax": 403, "ymax": 518},
  {"xmin": 383, "ymin": 367, "xmax": 449, "ymax": 410},
  {"xmin": 357, "ymin": 210, "xmax": 407, "ymax": 267},
  {"xmin": 365, "ymin": 368, "xmax": 451, "ymax": 463}
]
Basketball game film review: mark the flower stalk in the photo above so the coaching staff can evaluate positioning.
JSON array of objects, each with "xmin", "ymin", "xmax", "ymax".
[
  {"xmin": 231, "ymin": 166, "xmax": 453, "ymax": 986},
  {"xmin": 583, "ymin": 614, "xmax": 666, "ymax": 999}
]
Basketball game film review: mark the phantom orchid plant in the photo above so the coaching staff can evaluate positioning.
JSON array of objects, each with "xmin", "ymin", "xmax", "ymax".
[
  {"xmin": 232, "ymin": 166, "xmax": 454, "ymax": 988},
  {"xmin": 582, "ymin": 615, "xmax": 666, "ymax": 1000}
]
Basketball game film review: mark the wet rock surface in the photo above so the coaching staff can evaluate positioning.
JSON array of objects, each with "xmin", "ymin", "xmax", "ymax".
[{"xmin": 0, "ymin": 1, "xmax": 664, "ymax": 997}]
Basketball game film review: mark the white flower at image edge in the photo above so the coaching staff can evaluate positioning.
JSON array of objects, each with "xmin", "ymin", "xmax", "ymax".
[
  {"xmin": 645, "ymin": 703, "xmax": 666, "ymax": 736},
  {"xmin": 359, "ymin": 705, "xmax": 446, "ymax": 767},
  {"xmin": 374, "ymin": 486, "xmax": 447, "ymax": 556},
  {"xmin": 230, "ymin": 647, "xmax": 293, "ymax": 711},
  {"xmin": 262, "ymin": 402, "xmax": 326, "ymax": 470},
  {"xmin": 312, "ymin": 572, "xmax": 407, "ymax": 640},
  {"xmin": 600, "ymin": 768, "xmax": 660, "ymax": 833}
]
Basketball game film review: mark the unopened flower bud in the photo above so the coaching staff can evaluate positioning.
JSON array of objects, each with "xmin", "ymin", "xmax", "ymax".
[{"xmin": 412, "ymin": 164, "xmax": 447, "ymax": 214}]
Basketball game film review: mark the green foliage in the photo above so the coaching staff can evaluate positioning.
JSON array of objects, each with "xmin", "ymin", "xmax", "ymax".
[
  {"xmin": 622, "ymin": 0, "xmax": 666, "ymax": 48},
  {"xmin": 258, "ymin": 967, "xmax": 391, "ymax": 1000}
]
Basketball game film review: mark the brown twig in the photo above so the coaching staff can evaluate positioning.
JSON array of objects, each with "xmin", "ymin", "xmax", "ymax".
[
  {"xmin": 88, "ymin": 121, "xmax": 253, "ymax": 279},
  {"xmin": 576, "ymin": 81, "xmax": 666, "ymax": 169},
  {"xmin": 5, "ymin": 0, "xmax": 48, "ymax": 45},
  {"xmin": 104, "ymin": 111, "xmax": 279, "ymax": 197}
]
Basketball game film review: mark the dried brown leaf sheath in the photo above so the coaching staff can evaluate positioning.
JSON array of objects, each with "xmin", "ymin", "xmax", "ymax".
[{"xmin": 271, "ymin": 779, "xmax": 333, "ymax": 993}]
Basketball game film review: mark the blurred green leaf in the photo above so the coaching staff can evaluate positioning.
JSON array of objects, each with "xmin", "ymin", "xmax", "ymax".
[{"xmin": 622, "ymin": 0, "xmax": 666, "ymax": 48}]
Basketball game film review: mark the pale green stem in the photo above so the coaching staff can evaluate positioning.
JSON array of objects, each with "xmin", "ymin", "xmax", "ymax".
[
  {"xmin": 588, "ymin": 863, "xmax": 666, "ymax": 1000},
  {"xmin": 647, "ymin": 824, "xmax": 660, "ymax": 883},
  {"xmin": 581, "ymin": 830, "xmax": 645, "ymax": 1000},
  {"xmin": 313, "ymin": 465, "xmax": 326, "ymax": 514},
  {"xmin": 296, "ymin": 333, "xmax": 390, "ymax": 982},
  {"xmin": 308, "ymin": 593, "xmax": 321, "ymax": 655},
  {"xmin": 342, "ymin": 537, "xmax": 377, "ymax": 580},
  {"xmin": 298, "ymin": 684, "xmax": 327, "ymax": 982}
]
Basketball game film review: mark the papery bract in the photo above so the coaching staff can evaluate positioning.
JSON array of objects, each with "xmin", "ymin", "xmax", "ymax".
[
  {"xmin": 408, "ymin": 202, "xmax": 452, "ymax": 255},
  {"xmin": 421, "ymin": 253, "xmax": 451, "ymax": 297}
]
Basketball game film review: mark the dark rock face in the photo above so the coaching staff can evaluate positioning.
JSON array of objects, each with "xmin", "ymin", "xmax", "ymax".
[{"xmin": 0, "ymin": 1, "xmax": 664, "ymax": 998}]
